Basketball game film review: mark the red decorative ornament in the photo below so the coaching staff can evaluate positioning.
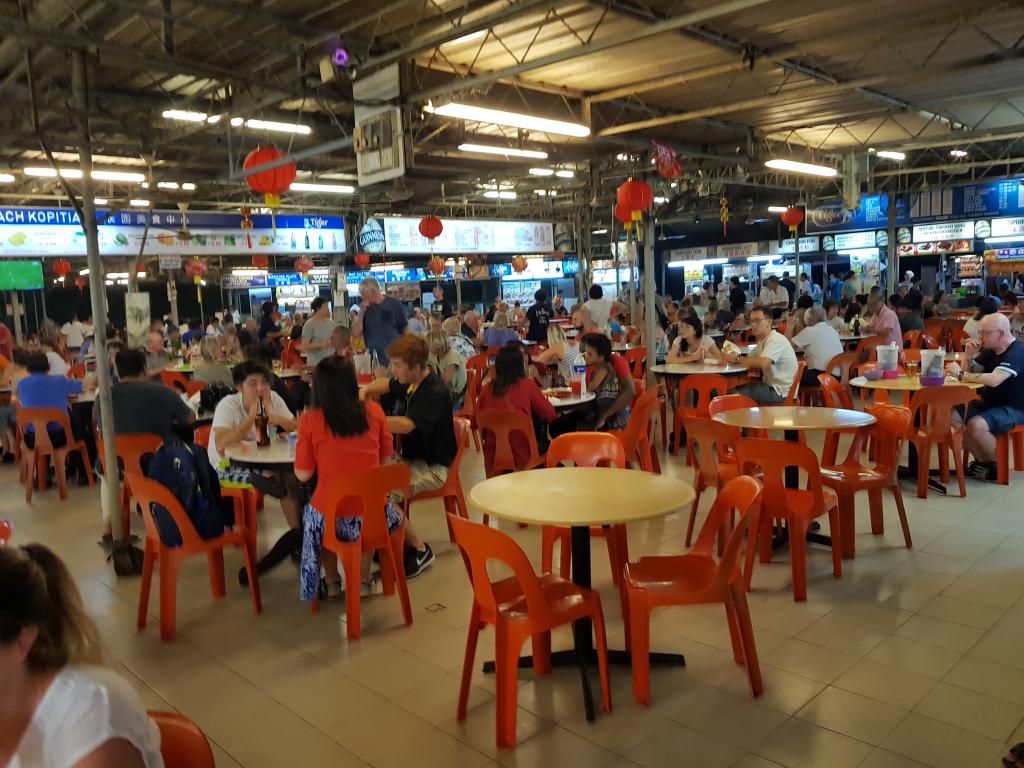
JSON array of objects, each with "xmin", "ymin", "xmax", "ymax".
[
  {"xmin": 617, "ymin": 179, "xmax": 654, "ymax": 222},
  {"xmin": 243, "ymin": 146, "xmax": 296, "ymax": 206},
  {"xmin": 511, "ymin": 255, "xmax": 529, "ymax": 273},
  {"xmin": 780, "ymin": 206, "xmax": 804, "ymax": 235},
  {"xmin": 614, "ymin": 201, "xmax": 633, "ymax": 230},
  {"xmin": 74, "ymin": 276, "xmax": 87, "ymax": 292},
  {"xmin": 53, "ymin": 259, "xmax": 71, "ymax": 278},
  {"xmin": 651, "ymin": 140, "xmax": 682, "ymax": 179},
  {"xmin": 427, "ymin": 255, "xmax": 446, "ymax": 277},
  {"xmin": 251, "ymin": 254, "xmax": 269, "ymax": 269},
  {"xmin": 240, "ymin": 206, "xmax": 254, "ymax": 250},
  {"xmin": 418, "ymin": 216, "xmax": 443, "ymax": 243},
  {"xmin": 354, "ymin": 252, "xmax": 370, "ymax": 268},
  {"xmin": 184, "ymin": 258, "xmax": 208, "ymax": 278},
  {"xmin": 295, "ymin": 256, "xmax": 314, "ymax": 280}
]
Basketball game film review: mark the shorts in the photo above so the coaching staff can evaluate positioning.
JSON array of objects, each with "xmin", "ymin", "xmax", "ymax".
[
  {"xmin": 965, "ymin": 401, "xmax": 1024, "ymax": 435},
  {"xmin": 0, "ymin": 405, "xmax": 14, "ymax": 429},
  {"xmin": 216, "ymin": 464, "xmax": 253, "ymax": 486}
]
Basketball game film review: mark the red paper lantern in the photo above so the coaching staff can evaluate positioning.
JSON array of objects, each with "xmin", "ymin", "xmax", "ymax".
[
  {"xmin": 74, "ymin": 276, "xmax": 87, "ymax": 292},
  {"xmin": 617, "ymin": 179, "xmax": 653, "ymax": 221},
  {"xmin": 511, "ymin": 255, "xmax": 529, "ymax": 273},
  {"xmin": 614, "ymin": 202, "xmax": 632, "ymax": 225},
  {"xmin": 295, "ymin": 256, "xmax": 314, "ymax": 276},
  {"xmin": 418, "ymin": 216, "xmax": 443, "ymax": 243},
  {"xmin": 427, "ymin": 255, "xmax": 446, "ymax": 277},
  {"xmin": 251, "ymin": 254, "xmax": 269, "ymax": 269},
  {"xmin": 184, "ymin": 258, "xmax": 208, "ymax": 277},
  {"xmin": 243, "ymin": 146, "xmax": 296, "ymax": 208},
  {"xmin": 780, "ymin": 206, "xmax": 804, "ymax": 233},
  {"xmin": 53, "ymin": 259, "xmax": 71, "ymax": 278},
  {"xmin": 354, "ymin": 252, "xmax": 370, "ymax": 268}
]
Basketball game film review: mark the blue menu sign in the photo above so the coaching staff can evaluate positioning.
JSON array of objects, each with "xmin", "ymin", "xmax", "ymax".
[{"xmin": 806, "ymin": 194, "xmax": 912, "ymax": 234}]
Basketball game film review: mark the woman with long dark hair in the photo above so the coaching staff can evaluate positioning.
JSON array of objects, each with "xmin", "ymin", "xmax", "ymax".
[
  {"xmin": 294, "ymin": 357, "xmax": 402, "ymax": 601},
  {"xmin": 0, "ymin": 544, "xmax": 162, "ymax": 767},
  {"xmin": 476, "ymin": 345, "xmax": 556, "ymax": 474},
  {"xmin": 549, "ymin": 332, "xmax": 636, "ymax": 437}
]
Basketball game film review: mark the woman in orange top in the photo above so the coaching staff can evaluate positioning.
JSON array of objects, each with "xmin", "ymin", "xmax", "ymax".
[{"xmin": 295, "ymin": 356, "xmax": 401, "ymax": 601}]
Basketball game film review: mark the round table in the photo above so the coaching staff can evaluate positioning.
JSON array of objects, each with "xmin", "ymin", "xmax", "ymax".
[
  {"xmin": 850, "ymin": 375, "xmax": 983, "ymax": 393},
  {"xmin": 470, "ymin": 466, "xmax": 695, "ymax": 721},
  {"xmin": 838, "ymin": 334, "xmax": 865, "ymax": 344},
  {"xmin": 545, "ymin": 391, "xmax": 595, "ymax": 409},
  {"xmin": 612, "ymin": 343, "xmax": 642, "ymax": 352},
  {"xmin": 169, "ymin": 365, "xmax": 194, "ymax": 376},
  {"xmin": 712, "ymin": 405, "xmax": 875, "ymax": 432},
  {"xmin": 650, "ymin": 362, "xmax": 748, "ymax": 377},
  {"xmin": 275, "ymin": 368, "xmax": 303, "ymax": 380}
]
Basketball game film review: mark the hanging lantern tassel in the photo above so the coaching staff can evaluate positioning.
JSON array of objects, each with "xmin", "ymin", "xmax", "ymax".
[
  {"xmin": 240, "ymin": 206, "xmax": 255, "ymax": 249},
  {"xmin": 720, "ymin": 196, "xmax": 730, "ymax": 237}
]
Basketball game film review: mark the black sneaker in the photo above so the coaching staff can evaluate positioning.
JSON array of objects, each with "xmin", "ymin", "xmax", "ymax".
[
  {"xmin": 403, "ymin": 544, "xmax": 435, "ymax": 580},
  {"xmin": 1, "ymin": 453, "xmax": 14, "ymax": 465},
  {"xmin": 967, "ymin": 461, "xmax": 987, "ymax": 477},
  {"xmin": 980, "ymin": 462, "xmax": 999, "ymax": 483}
]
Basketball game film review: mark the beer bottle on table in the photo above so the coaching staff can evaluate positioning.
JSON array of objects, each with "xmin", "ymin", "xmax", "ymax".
[{"xmin": 256, "ymin": 398, "xmax": 271, "ymax": 447}]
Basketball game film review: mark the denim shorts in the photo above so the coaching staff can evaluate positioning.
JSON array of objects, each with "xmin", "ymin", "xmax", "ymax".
[{"xmin": 965, "ymin": 401, "xmax": 1024, "ymax": 435}]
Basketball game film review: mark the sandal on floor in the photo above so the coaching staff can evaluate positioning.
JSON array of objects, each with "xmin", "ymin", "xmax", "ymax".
[{"xmin": 1002, "ymin": 743, "xmax": 1024, "ymax": 767}]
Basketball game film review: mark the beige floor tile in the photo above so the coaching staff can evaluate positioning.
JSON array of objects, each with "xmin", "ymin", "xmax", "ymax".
[
  {"xmin": 497, "ymin": 725, "xmax": 620, "ymax": 768},
  {"xmin": 800, "ymin": 616, "xmax": 888, "ymax": 657},
  {"xmin": 796, "ymin": 686, "xmax": 908, "ymax": 744},
  {"xmin": 895, "ymin": 613, "xmax": 986, "ymax": 653},
  {"xmin": 626, "ymin": 721, "xmax": 744, "ymax": 768},
  {"xmin": 943, "ymin": 656, "xmax": 1024, "ymax": 707},
  {"xmin": 881, "ymin": 713, "xmax": 1004, "ymax": 768},
  {"xmin": 764, "ymin": 638, "xmax": 858, "ymax": 684},
  {"xmin": 922, "ymin": 530, "xmax": 1005, "ymax": 561},
  {"xmin": 918, "ymin": 595, "xmax": 1006, "ymax": 630},
  {"xmin": 967, "ymin": 623, "xmax": 1024, "ymax": 670},
  {"xmin": 754, "ymin": 717, "xmax": 873, "ymax": 768},
  {"xmin": 441, "ymin": 701, "xmax": 552, "ymax": 760},
  {"xmin": 914, "ymin": 683, "xmax": 1024, "ymax": 742},
  {"xmin": 943, "ymin": 573, "xmax": 1024, "ymax": 609},
  {"xmin": 866, "ymin": 637, "xmax": 963, "ymax": 680},
  {"xmin": 721, "ymin": 664, "xmax": 827, "ymax": 716},
  {"xmin": 730, "ymin": 756, "xmax": 786, "ymax": 768},
  {"xmin": 370, "ymin": 724, "xmax": 493, "ymax": 768},
  {"xmin": 559, "ymin": 702, "xmax": 673, "ymax": 754},
  {"xmin": 675, "ymin": 688, "xmax": 788, "ymax": 750},
  {"xmin": 827, "ymin": 598, "xmax": 915, "ymax": 633},
  {"xmin": 858, "ymin": 748, "xmax": 933, "ymax": 768},
  {"xmin": 833, "ymin": 660, "xmax": 938, "ymax": 709}
]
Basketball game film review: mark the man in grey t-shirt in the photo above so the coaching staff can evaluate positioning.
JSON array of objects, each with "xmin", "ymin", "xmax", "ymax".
[
  {"xmin": 300, "ymin": 297, "xmax": 335, "ymax": 367},
  {"xmin": 352, "ymin": 277, "xmax": 408, "ymax": 364}
]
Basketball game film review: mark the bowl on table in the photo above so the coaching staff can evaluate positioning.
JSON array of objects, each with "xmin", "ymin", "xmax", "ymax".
[
  {"xmin": 862, "ymin": 369, "xmax": 884, "ymax": 382},
  {"xmin": 920, "ymin": 376, "xmax": 946, "ymax": 387}
]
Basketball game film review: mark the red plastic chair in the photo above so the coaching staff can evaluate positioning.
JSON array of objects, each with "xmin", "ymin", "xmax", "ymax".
[
  {"xmin": 622, "ymin": 347, "xmax": 647, "ymax": 378},
  {"xmin": 281, "ymin": 339, "xmax": 304, "ymax": 369},
  {"xmin": 128, "ymin": 472, "xmax": 261, "ymax": 642},
  {"xmin": 608, "ymin": 385, "xmax": 661, "ymax": 473},
  {"xmin": 16, "ymin": 407, "xmax": 94, "ymax": 502},
  {"xmin": 683, "ymin": 416, "xmax": 742, "ymax": 548},
  {"xmin": 476, "ymin": 409, "xmax": 546, "ymax": 477},
  {"xmin": 906, "ymin": 386, "xmax": 975, "ymax": 499},
  {"xmin": 97, "ymin": 433, "xmax": 163, "ymax": 539},
  {"xmin": 817, "ymin": 373, "xmax": 863, "ymax": 465},
  {"xmin": 194, "ymin": 424, "xmax": 258, "ymax": 551},
  {"xmin": 540, "ymin": 433, "xmax": 628, "ymax": 585},
  {"xmin": 160, "ymin": 370, "xmax": 191, "ymax": 393},
  {"xmin": 454, "ymin": 367, "xmax": 482, "ymax": 452},
  {"xmin": 68, "ymin": 362, "xmax": 86, "ymax": 380},
  {"xmin": 623, "ymin": 475, "xmax": 764, "ymax": 706},
  {"xmin": 854, "ymin": 334, "xmax": 888, "ymax": 366},
  {"xmin": 994, "ymin": 424, "xmax": 1024, "ymax": 485},
  {"xmin": 902, "ymin": 330, "xmax": 923, "ymax": 349},
  {"xmin": 448, "ymin": 513, "xmax": 612, "ymax": 747},
  {"xmin": 149, "ymin": 711, "xmax": 215, "ymax": 768},
  {"xmin": 924, "ymin": 320, "xmax": 947, "ymax": 347},
  {"xmin": 311, "ymin": 463, "xmax": 413, "ymax": 639},
  {"xmin": 783, "ymin": 360, "xmax": 807, "ymax": 406},
  {"xmin": 673, "ymin": 374, "xmax": 731, "ymax": 459},
  {"xmin": 405, "ymin": 418, "xmax": 471, "ymax": 542},
  {"xmin": 709, "ymin": 393, "xmax": 768, "ymax": 440},
  {"xmin": 735, "ymin": 438, "xmax": 842, "ymax": 601},
  {"xmin": 820, "ymin": 404, "xmax": 913, "ymax": 559}
]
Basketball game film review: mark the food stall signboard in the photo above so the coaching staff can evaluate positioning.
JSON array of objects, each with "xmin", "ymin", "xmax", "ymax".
[
  {"xmin": 912, "ymin": 221, "xmax": 976, "ymax": 242},
  {"xmin": 991, "ymin": 217, "xmax": 1024, "ymax": 238},
  {"xmin": 380, "ymin": 217, "xmax": 553, "ymax": 254},
  {"xmin": 668, "ymin": 246, "xmax": 709, "ymax": 262}
]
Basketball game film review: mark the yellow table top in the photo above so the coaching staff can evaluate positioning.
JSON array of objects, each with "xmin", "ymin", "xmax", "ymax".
[
  {"xmin": 850, "ymin": 375, "xmax": 983, "ymax": 392},
  {"xmin": 469, "ymin": 467, "xmax": 695, "ymax": 527},
  {"xmin": 712, "ymin": 406, "xmax": 876, "ymax": 431}
]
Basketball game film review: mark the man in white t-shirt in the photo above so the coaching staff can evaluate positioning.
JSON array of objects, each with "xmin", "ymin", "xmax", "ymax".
[
  {"xmin": 759, "ymin": 276, "xmax": 789, "ymax": 319},
  {"xmin": 211, "ymin": 360, "xmax": 300, "ymax": 526},
  {"xmin": 583, "ymin": 284, "xmax": 626, "ymax": 329},
  {"xmin": 789, "ymin": 306, "xmax": 844, "ymax": 388},
  {"xmin": 61, "ymin": 314, "xmax": 85, "ymax": 351},
  {"xmin": 724, "ymin": 307, "xmax": 798, "ymax": 404}
]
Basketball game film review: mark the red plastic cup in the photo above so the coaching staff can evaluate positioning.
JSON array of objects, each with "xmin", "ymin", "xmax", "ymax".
[{"xmin": 570, "ymin": 379, "xmax": 582, "ymax": 397}]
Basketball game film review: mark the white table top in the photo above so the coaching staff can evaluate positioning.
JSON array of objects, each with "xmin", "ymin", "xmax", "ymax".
[
  {"xmin": 612, "ymin": 344, "xmax": 642, "ymax": 352},
  {"xmin": 224, "ymin": 439, "xmax": 296, "ymax": 465},
  {"xmin": 469, "ymin": 467, "xmax": 695, "ymax": 527},
  {"xmin": 713, "ymin": 406, "xmax": 876, "ymax": 432},
  {"xmin": 73, "ymin": 392, "xmax": 96, "ymax": 404},
  {"xmin": 546, "ymin": 391, "xmax": 596, "ymax": 409},
  {"xmin": 651, "ymin": 362, "xmax": 748, "ymax": 376},
  {"xmin": 274, "ymin": 368, "xmax": 303, "ymax": 379}
]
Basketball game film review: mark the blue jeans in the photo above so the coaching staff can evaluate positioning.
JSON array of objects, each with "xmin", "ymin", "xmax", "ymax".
[{"xmin": 965, "ymin": 401, "xmax": 1024, "ymax": 435}]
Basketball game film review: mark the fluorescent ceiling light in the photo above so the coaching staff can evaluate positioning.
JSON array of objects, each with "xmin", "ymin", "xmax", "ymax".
[
  {"xmin": 529, "ymin": 168, "xmax": 554, "ymax": 176},
  {"xmin": 129, "ymin": 199, "xmax": 150, "ymax": 207},
  {"xmin": 764, "ymin": 158, "xmax": 837, "ymax": 177},
  {"xmin": 446, "ymin": 30, "xmax": 485, "ymax": 46},
  {"xmin": 747, "ymin": 255, "xmax": 777, "ymax": 262},
  {"xmin": 665, "ymin": 262, "xmax": 688, "ymax": 269},
  {"xmin": 232, "ymin": 268, "xmax": 267, "ymax": 276},
  {"xmin": 767, "ymin": 205, "xmax": 788, "ymax": 213},
  {"xmin": 592, "ymin": 229, "xmax": 608, "ymax": 234},
  {"xmin": 245, "ymin": 118, "xmax": 312, "ymax": 135},
  {"xmin": 181, "ymin": 182, "xmax": 196, "ymax": 191},
  {"xmin": 654, "ymin": 196, "xmax": 668, "ymax": 204},
  {"xmin": 985, "ymin": 236, "xmax": 1024, "ymax": 244},
  {"xmin": 140, "ymin": 182, "xmax": 150, "ymax": 188},
  {"xmin": 162, "ymin": 109, "xmax": 207, "ymax": 123},
  {"xmin": 484, "ymin": 190, "xmax": 516, "ymax": 199},
  {"xmin": 289, "ymin": 182, "xmax": 355, "ymax": 193},
  {"xmin": 425, "ymin": 102, "xmax": 590, "ymax": 138},
  {"xmin": 876, "ymin": 151, "xmax": 906, "ymax": 161},
  {"xmin": 950, "ymin": 149, "xmax": 968, "ymax": 157},
  {"xmin": 157, "ymin": 181, "xmax": 180, "ymax": 190},
  {"xmin": 555, "ymin": 169, "xmax": 574, "ymax": 178},
  {"xmin": 230, "ymin": 117, "xmax": 243, "ymax": 127},
  {"xmin": 458, "ymin": 143, "xmax": 547, "ymax": 159},
  {"xmin": 93, "ymin": 198, "xmax": 107, "ymax": 205},
  {"xmin": 24, "ymin": 167, "xmax": 146, "ymax": 182},
  {"xmin": 533, "ymin": 189, "xmax": 551, "ymax": 196},
  {"xmin": 616, "ymin": 153, "xmax": 629, "ymax": 161},
  {"xmin": 79, "ymin": 268, "xmax": 90, "ymax": 275},
  {"xmin": 0, "ymin": 174, "xmax": 13, "ymax": 183}
]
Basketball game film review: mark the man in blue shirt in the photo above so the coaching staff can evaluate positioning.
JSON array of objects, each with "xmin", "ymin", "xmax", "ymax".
[
  {"xmin": 352, "ymin": 276, "xmax": 408, "ymax": 364},
  {"xmin": 16, "ymin": 351, "xmax": 90, "ymax": 479},
  {"xmin": 950, "ymin": 313, "xmax": 1024, "ymax": 481},
  {"xmin": 181, "ymin": 319, "xmax": 205, "ymax": 347}
]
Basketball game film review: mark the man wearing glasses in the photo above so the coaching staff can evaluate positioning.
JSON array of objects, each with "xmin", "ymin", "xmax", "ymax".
[
  {"xmin": 949, "ymin": 313, "xmax": 1024, "ymax": 482},
  {"xmin": 722, "ymin": 307, "xmax": 798, "ymax": 404}
]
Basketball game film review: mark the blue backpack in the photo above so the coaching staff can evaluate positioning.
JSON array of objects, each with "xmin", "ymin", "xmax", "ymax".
[{"xmin": 146, "ymin": 438, "xmax": 227, "ymax": 546}]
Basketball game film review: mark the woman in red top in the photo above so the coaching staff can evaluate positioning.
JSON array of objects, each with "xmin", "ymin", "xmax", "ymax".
[
  {"xmin": 295, "ymin": 357, "xmax": 402, "ymax": 601},
  {"xmin": 477, "ymin": 345, "xmax": 556, "ymax": 475}
]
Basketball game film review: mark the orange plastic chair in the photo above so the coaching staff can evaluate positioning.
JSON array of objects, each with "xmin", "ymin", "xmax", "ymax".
[
  {"xmin": 476, "ymin": 409, "xmax": 546, "ymax": 477},
  {"xmin": 608, "ymin": 385, "xmax": 661, "ymax": 473},
  {"xmin": 448, "ymin": 513, "xmax": 612, "ymax": 747},
  {"xmin": 817, "ymin": 373, "xmax": 863, "ymax": 465},
  {"xmin": 281, "ymin": 339, "xmax": 304, "ymax": 369},
  {"xmin": 924, "ymin": 319, "xmax": 947, "ymax": 347},
  {"xmin": 906, "ymin": 386, "xmax": 975, "ymax": 499},
  {"xmin": 16, "ymin": 407, "xmax": 94, "ymax": 503},
  {"xmin": 683, "ymin": 416, "xmax": 742, "ymax": 547},
  {"xmin": 68, "ymin": 362, "xmax": 86, "ymax": 380},
  {"xmin": 854, "ymin": 334, "xmax": 888, "ymax": 365},
  {"xmin": 950, "ymin": 326, "xmax": 970, "ymax": 352},
  {"xmin": 902, "ymin": 330, "xmax": 922, "ymax": 349},
  {"xmin": 735, "ymin": 438, "xmax": 841, "ymax": 601},
  {"xmin": 466, "ymin": 352, "xmax": 490, "ymax": 379},
  {"xmin": 454, "ymin": 367, "xmax": 482, "ymax": 452},
  {"xmin": 128, "ymin": 472, "xmax": 261, "ymax": 642},
  {"xmin": 993, "ymin": 424, "xmax": 1024, "ymax": 485},
  {"xmin": 622, "ymin": 347, "xmax": 647, "ymax": 378},
  {"xmin": 97, "ymin": 433, "xmax": 163, "ymax": 539},
  {"xmin": 160, "ymin": 370, "xmax": 191, "ymax": 393},
  {"xmin": 149, "ymin": 711, "xmax": 215, "ymax": 768},
  {"xmin": 623, "ymin": 475, "xmax": 763, "ymax": 706},
  {"xmin": 405, "ymin": 417, "xmax": 472, "ymax": 542},
  {"xmin": 539, "ymin": 433, "xmax": 628, "ymax": 585},
  {"xmin": 673, "ymin": 374, "xmax": 731, "ymax": 459},
  {"xmin": 311, "ymin": 463, "xmax": 413, "ymax": 639},
  {"xmin": 820, "ymin": 404, "xmax": 913, "ymax": 559},
  {"xmin": 783, "ymin": 360, "xmax": 807, "ymax": 405},
  {"xmin": 194, "ymin": 424, "xmax": 258, "ymax": 550},
  {"xmin": 919, "ymin": 333, "xmax": 939, "ymax": 350}
]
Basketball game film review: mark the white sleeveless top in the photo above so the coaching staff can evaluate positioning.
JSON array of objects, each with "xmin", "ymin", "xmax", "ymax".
[
  {"xmin": 11, "ymin": 665, "xmax": 164, "ymax": 768},
  {"xmin": 557, "ymin": 343, "xmax": 583, "ymax": 382}
]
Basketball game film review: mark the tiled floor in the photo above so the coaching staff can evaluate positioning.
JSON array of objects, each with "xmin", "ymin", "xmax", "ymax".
[{"xmin": 6, "ymin": 428, "xmax": 1024, "ymax": 768}]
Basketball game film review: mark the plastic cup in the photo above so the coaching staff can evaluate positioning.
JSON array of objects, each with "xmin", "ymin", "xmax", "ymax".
[{"xmin": 570, "ymin": 379, "xmax": 582, "ymax": 397}]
